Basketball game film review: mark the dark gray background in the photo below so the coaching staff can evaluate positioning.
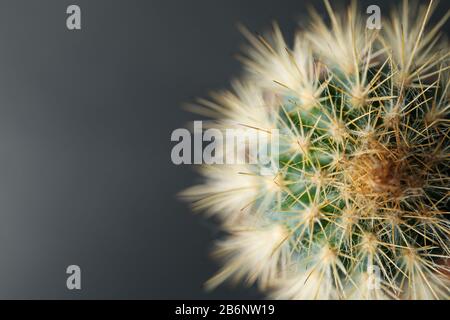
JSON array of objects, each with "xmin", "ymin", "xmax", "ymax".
[{"xmin": 0, "ymin": 0, "xmax": 446, "ymax": 299}]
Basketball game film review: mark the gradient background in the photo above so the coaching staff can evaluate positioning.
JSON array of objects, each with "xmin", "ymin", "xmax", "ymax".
[{"xmin": 0, "ymin": 0, "xmax": 447, "ymax": 299}]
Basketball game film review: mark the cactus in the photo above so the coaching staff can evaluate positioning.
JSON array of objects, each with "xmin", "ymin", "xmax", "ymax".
[{"xmin": 180, "ymin": 0, "xmax": 449, "ymax": 299}]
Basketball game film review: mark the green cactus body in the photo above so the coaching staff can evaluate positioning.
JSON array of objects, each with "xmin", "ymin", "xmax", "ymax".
[{"xmin": 180, "ymin": 0, "xmax": 449, "ymax": 299}]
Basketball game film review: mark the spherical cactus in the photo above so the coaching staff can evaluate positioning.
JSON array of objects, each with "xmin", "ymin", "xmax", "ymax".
[{"xmin": 180, "ymin": 0, "xmax": 449, "ymax": 299}]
